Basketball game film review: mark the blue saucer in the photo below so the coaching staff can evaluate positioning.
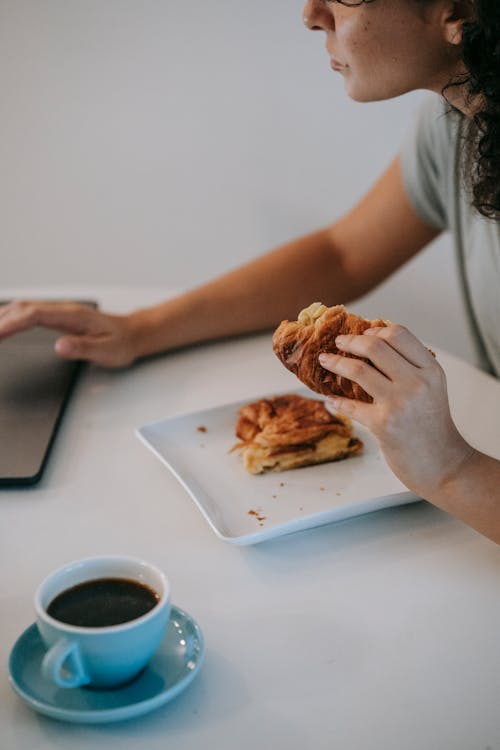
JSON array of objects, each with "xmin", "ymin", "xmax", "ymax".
[{"xmin": 8, "ymin": 605, "xmax": 204, "ymax": 724}]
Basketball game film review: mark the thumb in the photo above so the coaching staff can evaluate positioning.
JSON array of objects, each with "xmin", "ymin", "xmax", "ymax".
[
  {"xmin": 55, "ymin": 335, "xmax": 104, "ymax": 365},
  {"xmin": 55, "ymin": 335, "xmax": 131, "ymax": 368},
  {"xmin": 325, "ymin": 395, "xmax": 374, "ymax": 430}
]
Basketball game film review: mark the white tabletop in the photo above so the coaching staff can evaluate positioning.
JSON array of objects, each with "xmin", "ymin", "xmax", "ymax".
[{"xmin": 1, "ymin": 288, "xmax": 500, "ymax": 750}]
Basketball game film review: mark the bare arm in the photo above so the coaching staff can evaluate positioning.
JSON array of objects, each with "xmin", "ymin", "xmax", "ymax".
[
  {"xmin": 434, "ymin": 451, "xmax": 500, "ymax": 544},
  {"xmin": 0, "ymin": 157, "xmax": 438, "ymax": 366},
  {"xmin": 127, "ymin": 156, "xmax": 439, "ymax": 357}
]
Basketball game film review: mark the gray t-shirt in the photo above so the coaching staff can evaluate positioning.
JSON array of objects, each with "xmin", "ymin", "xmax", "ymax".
[{"xmin": 400, "ymin": 93, "xmax": 500, "ymax": 376}]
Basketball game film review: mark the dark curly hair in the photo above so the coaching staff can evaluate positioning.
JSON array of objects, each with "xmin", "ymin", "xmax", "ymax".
[{"xmin": 459, "ymin": 0, "xmax": 500, "ymax": 219}]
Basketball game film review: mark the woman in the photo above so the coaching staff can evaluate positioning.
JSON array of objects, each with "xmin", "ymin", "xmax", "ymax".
[{"xmin": 1, "ymin": 0, "xmax": 499, "ymax": 542}]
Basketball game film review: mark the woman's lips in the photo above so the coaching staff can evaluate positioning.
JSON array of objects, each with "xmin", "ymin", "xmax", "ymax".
[{"xmin": 330, "ymin": 58, "xmax": 346, "ymax": 72}]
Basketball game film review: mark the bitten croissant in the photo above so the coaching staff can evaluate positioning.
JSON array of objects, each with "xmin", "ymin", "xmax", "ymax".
[
  {"xmin": 272, "ymin": 303, "xmax": 386, "ymax": 403},
  {"xmin": 231, "ymin": 393, "xmax": 363, "ymax": 474}
]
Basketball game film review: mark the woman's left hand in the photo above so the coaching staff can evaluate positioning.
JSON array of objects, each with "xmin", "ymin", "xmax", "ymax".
[{"xmin": 318, "ymin": 324, "xmax": 474, "ymax": 499}]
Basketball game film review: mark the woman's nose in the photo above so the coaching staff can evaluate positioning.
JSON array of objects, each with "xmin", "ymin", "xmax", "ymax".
[{"xmin": 303, "ymin": 0, "xmax": 334, "ymax": 31}]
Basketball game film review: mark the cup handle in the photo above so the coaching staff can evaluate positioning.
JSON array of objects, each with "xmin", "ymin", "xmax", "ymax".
[{"xmin": 41, "ymin": 639, "xmax": 91, "ymax": 688}]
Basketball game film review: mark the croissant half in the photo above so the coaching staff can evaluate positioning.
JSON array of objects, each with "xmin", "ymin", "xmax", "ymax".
[
  {"xmin": 232, "ymin": 393, "xmax": 363, "ymax": 474},
  {"xmin": 272, "ymin": 303, "xmax": 386, "ymax": 403}
]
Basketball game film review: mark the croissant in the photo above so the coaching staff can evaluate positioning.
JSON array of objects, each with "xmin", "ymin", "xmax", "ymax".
[
  {"xmin": 272, "ymin": 303, "xmax": 386, "ymax": 403},
  {"xmin": 231, "ymin": 393, "xmax": 363, "ymax": 474}
]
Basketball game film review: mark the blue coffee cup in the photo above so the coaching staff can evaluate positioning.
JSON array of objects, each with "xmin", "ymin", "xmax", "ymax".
[{"xmin": 35, "ymin": 555, "xmax": 171, "ymax": 689}]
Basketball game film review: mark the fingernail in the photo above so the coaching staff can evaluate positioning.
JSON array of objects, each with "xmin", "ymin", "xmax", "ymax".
[
  {"xmin": 318, "ymin": 353, "xmax": 329, "ymax": 365},
  {"xmin": 55, "ymin": 340, "xmax": 74, "ymax": 356}
]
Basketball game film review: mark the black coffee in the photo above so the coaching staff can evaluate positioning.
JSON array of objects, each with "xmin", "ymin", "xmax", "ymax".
[{"xmin": 47, "ymin": 577, "xmax": 160, "ymax": 627}]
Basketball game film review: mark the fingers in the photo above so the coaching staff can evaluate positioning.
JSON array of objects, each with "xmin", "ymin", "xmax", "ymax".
[
  {"xmin": 55, "ymin": 334, "xmax": 130, "ymax": 368},
  {"xmin": 0, "ymin": 300, "xmax": 97, "ymax": 339},
  {"xmin": 327, "ymin": 325, "xmax": 435, "ymax": 386},
  {"xmin": 325, "ymin": 395, "xmax": 373, "ymax": 429},
  {"xmin": 55, "ymin": 336, "xmax": 97, "ymax": 362},
  {"xmin": 318, "ymin": 351, "xmax": 390, "ymax": 399},
  {"xmin": 361, "ymin": 324, "xmax": 435, "ymax": 368},
  {"xmin": 55, "ymin": 335, "xmax": 114, "ymax": 367},
  {"xmin": 0, "ymin": 300, "xmax": 132, "ymax": 368},
  {"xmin": 318, "ymin": 323, "xmax": 438, "ymax": 406}
]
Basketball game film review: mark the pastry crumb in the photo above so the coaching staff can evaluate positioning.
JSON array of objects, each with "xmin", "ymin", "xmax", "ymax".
[{"xmin": 248, "ymin": 509, "xmax": 266, "ymax": 525}]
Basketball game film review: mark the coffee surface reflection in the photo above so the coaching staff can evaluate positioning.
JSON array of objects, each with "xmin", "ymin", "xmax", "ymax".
[{"xmin": 47, "ymin": 577, "xmax": 159, "ymax": 627}]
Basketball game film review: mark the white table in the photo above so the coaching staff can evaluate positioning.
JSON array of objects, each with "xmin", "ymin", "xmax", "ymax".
[{"xmin": 1, "ymin": 288, "xmax": 500, "ymax": 750}]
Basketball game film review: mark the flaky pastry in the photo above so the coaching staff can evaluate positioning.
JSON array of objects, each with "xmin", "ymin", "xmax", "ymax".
[
  {"xmin": 231, "ymin": 393, "xmax": 363, "ymax": 474},
  {"xmin": 272, "ymin": 303, "xmax": 387, "ymax": 403}
]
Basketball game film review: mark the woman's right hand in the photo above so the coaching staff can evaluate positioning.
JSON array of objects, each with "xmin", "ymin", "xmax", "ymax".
[{"xmin": 0, "ymin": 300, "xmax": 139, "ymax": 368}]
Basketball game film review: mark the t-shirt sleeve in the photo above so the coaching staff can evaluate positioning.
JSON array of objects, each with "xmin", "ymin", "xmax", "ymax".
[{"xmin": 399, "ymin": 94, "xmax": 449, "ymax": 230}]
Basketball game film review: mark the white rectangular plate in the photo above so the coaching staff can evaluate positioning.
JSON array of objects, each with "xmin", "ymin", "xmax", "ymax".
[{"xmin": 136, "ymin": 388, "xmax": 417, "ymax": 545}]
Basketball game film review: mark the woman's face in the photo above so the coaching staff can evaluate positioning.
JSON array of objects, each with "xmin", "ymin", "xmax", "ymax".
[{"xmin": 303, "ymin": 0, "xmax": 462, "ymax": 102}]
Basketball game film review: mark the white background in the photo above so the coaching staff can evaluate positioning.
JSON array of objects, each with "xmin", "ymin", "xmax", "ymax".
[{"xmin": 0, "ymin": 0, "xmax": 477, "ymax": 362}]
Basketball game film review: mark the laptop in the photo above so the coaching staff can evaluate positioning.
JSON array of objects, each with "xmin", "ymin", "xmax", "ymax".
[{"xmin": 0, "ymin": 302, "xmax": 97, "ymax": 486}]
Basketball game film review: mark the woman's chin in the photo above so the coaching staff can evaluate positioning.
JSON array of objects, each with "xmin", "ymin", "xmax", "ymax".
[
  {"xmin": 343, "ymin": 75, "xmax": 418, "ymax": 103},
  {"xmin": 344, "ymin": 82, "xmax": 405, "ymax": 103}
]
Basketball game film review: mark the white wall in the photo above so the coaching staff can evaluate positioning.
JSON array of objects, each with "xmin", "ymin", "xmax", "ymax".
[{"xmin": 0, "ymin": 0, "xmax": 477, "ymax": 363}]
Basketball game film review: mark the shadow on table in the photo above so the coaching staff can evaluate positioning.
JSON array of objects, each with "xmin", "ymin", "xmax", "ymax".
[
  {"xmin": 239, "ymin": 500, "xmax": 484, "ymax": 575},
  {"xmin": 27, "ymin": 649, "xmax": 254, "ymax": 742}
]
